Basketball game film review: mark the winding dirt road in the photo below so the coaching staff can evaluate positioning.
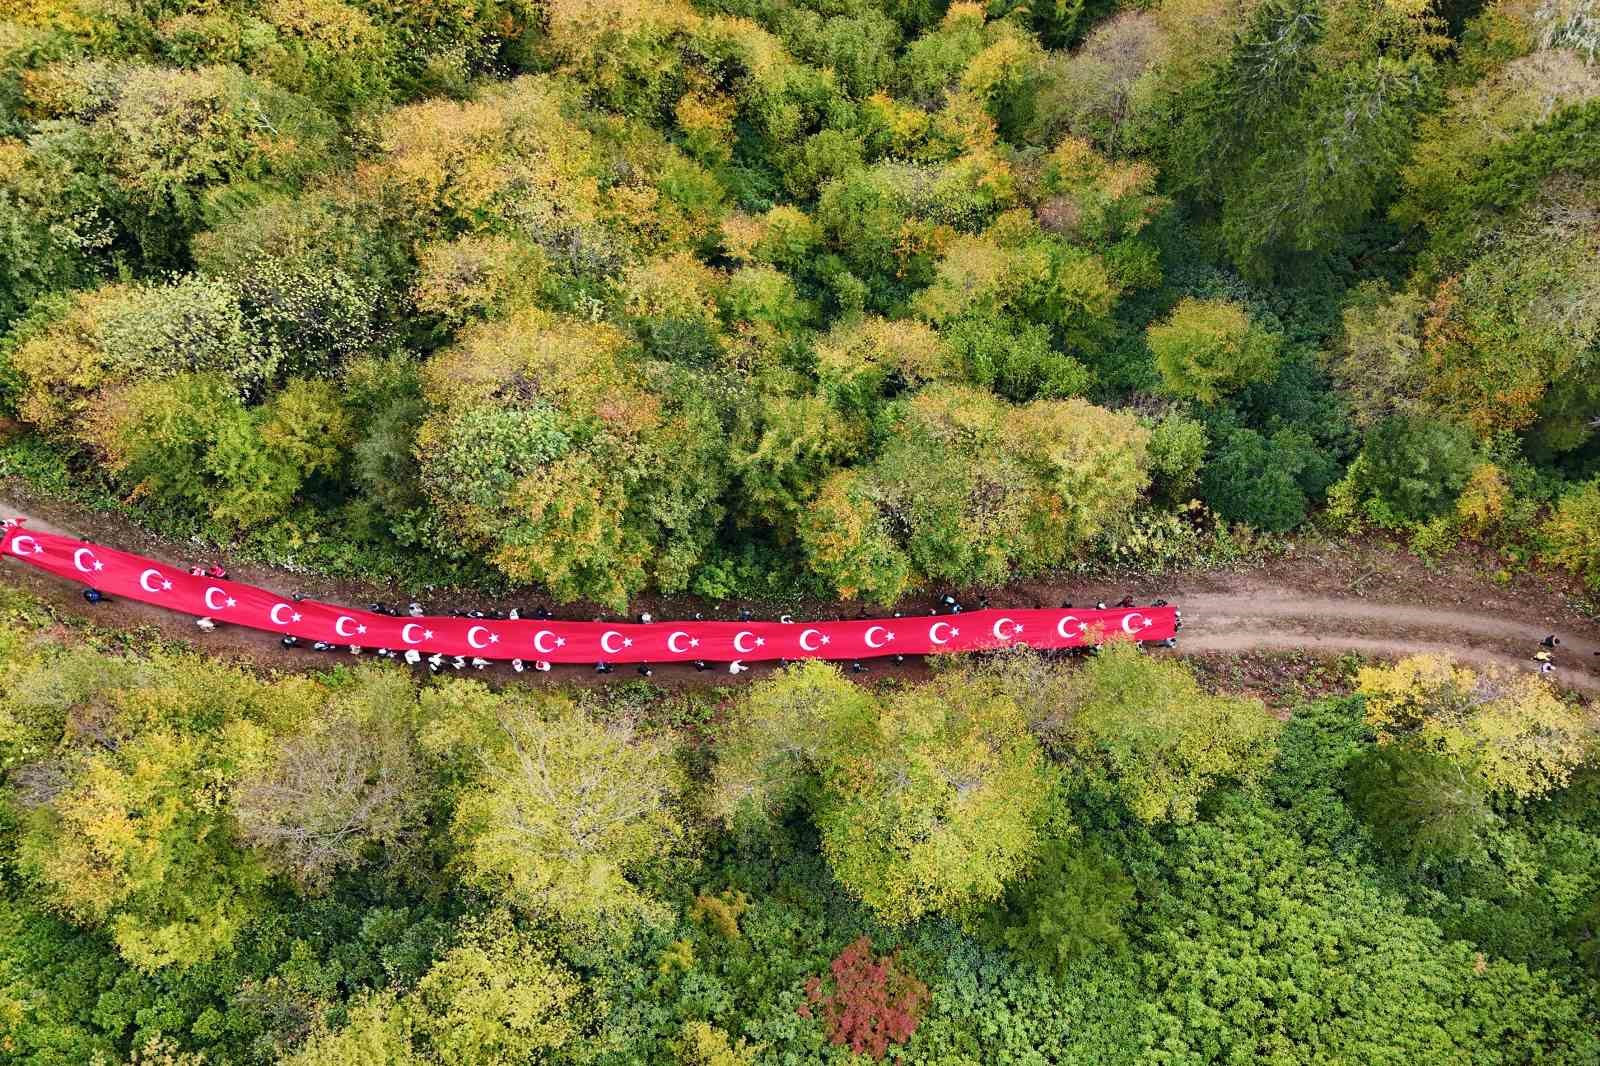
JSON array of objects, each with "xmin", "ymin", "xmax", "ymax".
[{"xmin": 3, "ymin": 493, "xmax": 1597, "ymax": 699}]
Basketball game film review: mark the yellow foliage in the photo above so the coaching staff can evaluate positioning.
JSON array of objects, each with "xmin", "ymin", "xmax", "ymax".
[
  {"xmin": 678, "ymin": 1021, "xmax": 759, "ymax": 1066},
  {"xmin": 263, "ymin": 0, "xmax": 380, "ymax": 53},
  {"xmin": 1358, "ymin": 654, "xmax": 1594, "ymax": 797},
  {"xmin": 815, "ymin": 316, "xmax": 955, "ymax": 389},
  {"xmin": 718, "ymin": 213, "xmax": 766, "ymax": 263},
  {"xmin": 412, "ymin": 234, "xmax": 547, "ymax": 326},
  {"xmin": 689, "ymin": 888, "xmax": 750, "ymax": 940},
  {"xmin": 362, "ymin": 76, "xmax": 600, "ymax": 238},
  {"xmin": 1454, "ymin": 463, "xmax": 1508, "ymax": 537},
  {"xmin": 418, "ymin": 308, "xmax": 650, "ymax": 429},
  {"xmin": 539, "ymin": 0, "xmax": 701, "ymax": 61},
  {"xmin": 675, "ymin": 90, "xmax": 736, "ymax": 164},
  {"xmin": 9, "ymin": 284, "xmax": 132, "ymax": 435},
  {"xmin": 618, "ymin": 251, "xmax": 723, "ymax": 326}
]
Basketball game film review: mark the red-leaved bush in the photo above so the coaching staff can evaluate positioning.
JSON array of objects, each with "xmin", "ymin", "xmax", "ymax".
[{"xmin": 797, "ymin": 936, "xmax": 929, "ymax": 1059}]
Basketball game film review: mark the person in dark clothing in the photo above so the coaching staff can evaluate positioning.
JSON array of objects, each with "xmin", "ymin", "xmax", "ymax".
[
  {"xmin": 1541, "ymin": 635, "xmax": 1560, "ymax": 649},
  {"xmin": 1117, "ymin": 595, "xmax": 1135, "ymax": 608},
  {"xmin": 82, "ymin": 588, "xmax": 106, "ymax": 604}
]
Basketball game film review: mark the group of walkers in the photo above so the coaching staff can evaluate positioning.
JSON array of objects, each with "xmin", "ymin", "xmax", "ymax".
[
  {"xmin": 70, "ymin": 559, "xmax": 1181, "ymax": 678},
  {"xmin": 1530, "ymin": 633, "xmax": 1599, "ymax": 677}
]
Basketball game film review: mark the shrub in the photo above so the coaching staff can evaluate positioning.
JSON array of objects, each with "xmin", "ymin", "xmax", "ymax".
[
  {"xmin": 798, "ymin": 937, "xmax": 929, "ymax": 1060},
  {"xmin": 1541, "ymin": 478, "xmax": 1600, "ymax": 593}
]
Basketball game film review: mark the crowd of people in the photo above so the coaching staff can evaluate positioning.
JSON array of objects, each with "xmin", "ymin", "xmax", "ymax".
[
  {"xmin": 63, "ymin": 552, "xmax": 1182, "ymax": 677},
  {"xmin": 40, "ymin": 543, "xmax": 1597, "ymax": 684}
]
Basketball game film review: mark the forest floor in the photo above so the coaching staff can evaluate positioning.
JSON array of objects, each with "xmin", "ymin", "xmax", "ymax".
[{"xmin": 3, "ymin": 487, "xmax": 1597, "ymax": 707}]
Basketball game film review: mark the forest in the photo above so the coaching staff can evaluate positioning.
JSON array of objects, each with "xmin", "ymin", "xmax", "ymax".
[{"xmin": 0, "ymin": 0, "xmax": 1599, "ymax": 1062}]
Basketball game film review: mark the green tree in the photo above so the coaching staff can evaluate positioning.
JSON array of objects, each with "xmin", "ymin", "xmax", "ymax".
[
  {"xmin": 817, "ymin": 674, "xmax": 1055, "ymax": 923},
  {"xmin": 1344, "ymin": 744, "xmax": 1496, "ymax": 868},
  {"xmin": 979, "ymin": 833, "xmax": 1134, "ymax": 975},
  {"xmin": 1146, "ymin": 297, "xmax": 1280, "ymax": 404},
  {"xmin": 446, "ymin": 692, "xmax": 684, "ymax": 926},
  {"xmin": 1343, "ymin": 414, "xmax": 1477, "ymax": 525},
  {"xmin": 1049, "ymin": 642, "xmax": 1280, "ymax": 823}
]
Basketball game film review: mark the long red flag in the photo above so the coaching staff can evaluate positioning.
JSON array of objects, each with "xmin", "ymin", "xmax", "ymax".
[{"xmin": 2, "ymin": 523, "xmax": 1176, "ymax": 663}]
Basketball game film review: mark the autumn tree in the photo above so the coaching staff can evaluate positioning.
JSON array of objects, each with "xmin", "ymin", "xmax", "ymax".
[
  {"xmin": 1357, "ymin": 654, "xmax": 1594, "ymax": 797},
  {"xmin": 714, "ymin": 663, "xmax": 1054, "ymax": 923},
  {"xmin": 234, "ymin": 668, "xmax": 424, "ymax": 892},
  {"xmin": 408, "ymin": 914, "xmax": 587, "ymax": 1066},
  {"xmin": 1047, "ymin": 642, "xmax": 1281, "ymax": 823},
  {"xmin": 1541, "ymin": 479, "xmax": 1600, "ymax": 593},
  {"xmin": 1146, "ymin": 297, "xmax": 1280, "ymax": 404},
  {"xmin": 817, "ymin": 674, "xmax": 1055, "ymax": 923},
  {"xmin": 445, "ymin": 691, "xmax": 684, "ymax": 926},
  {"xmin": 9, "ymin": 653, "xmax": 305, "ymax": 970}
]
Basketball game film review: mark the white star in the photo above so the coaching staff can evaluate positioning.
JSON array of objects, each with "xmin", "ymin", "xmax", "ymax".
[
  {"xmin": 489, "ymin": 633, "xmax": 499, "ymax": 643},
  {"xmin": 225, "ymin": 597, "xmax": 236, "ymax": 608},
  {"xmin": 1141, "ymin": 618, "xmax": 1152, "ymax": 628},
  {"xmin": 291, "ymin": 612, "xmax": 302, "ymax": 622},
  {"xmin": 754, "ymin": 636, "xmax": 765, "ymax": 647},
  {"xmin": 950, "ymin": 627, "xmax": 960, "ymax": 637},
  {"xmin": 622, "ymin": 637, "xmax": 633, "ymax": 648},
  {"xmin": 356, "ymin": 624, "xmax": 367, "ymax": 634},
  {"xmin": 31, "ymin": 544, "xmax": 43, "ymax": 555},
  {"xmin": 160, "ymin": 580, "xmax": 172, "ymax": 590},
  {"xmin": 1014, "ymin": 623, "xmax": 1024, "ymax": 632},
  {"xmin": 423, "ymin": 629, "xmax": 434, "ymax": 639},
  {"xmin": 689, "ymin": 637, "xmax": 700, "ymax": 648},
  {"xmin": 555, "ymin": 636, "xmax": 566, "ymax": 647},
  {"xmin": 93, "ymin": 560, "xmax": 104, "ymax": 571},
  {"xmin": 1078, "ymin": 622, "xmax": 1090, "ymax": 632},
  {"xmin": 885, "ymin": 632, "xmax": 895, "ymax": 642},
  {"xmin": 820, "ymin": 635, "xmax": 830, "ymax": 645}
]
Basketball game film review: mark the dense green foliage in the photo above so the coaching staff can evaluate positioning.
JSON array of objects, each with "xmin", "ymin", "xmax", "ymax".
[
  {"xmin": 0, "ymin": 593, "xmax": 1596, "ymax": 1064},
  {"xmin": 2, "ymin": 0, "xmax": 1594, "ymax": 602}
]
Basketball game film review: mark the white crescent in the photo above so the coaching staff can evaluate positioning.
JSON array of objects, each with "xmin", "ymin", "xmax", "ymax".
[
  {"xmin": 864, "ymin": 626, "xmax": 889, "ymax": 649},
  {"xmin": 335, "ymin": 615, "xmax": 359, "ymax": 638},
  {"xmin": 204, "ymin": 587, "xmax": 230, "ymax": 611},
  {"xmin": 929, "ymin": 621, "xmax": 953, "ymax": 645},
  {"xmin": 600, "ymin": 630, "xmax": 625, "ymax": 655},
  {"xmin": 401, "ymin": 622, "xmax": 425, "ymax": 644},
  {"xmin": 733, "ymin": 630, "xmax": 756, "ymax": 654},
  {"xmin": 992, "ymin": 617, "xmax": 1017, "ymax": 641},
  {"xmin": 74, "ymin": 548, "xmax": 97, "ymax": 572},
  {"xmin": 798, "ymin": 628, "xmax": 823, "ymax": 652},
  {"xmin": 269, "ymin": 603, "xmax": 294, "ymax": 626},
  {"xmin": 533, "ymin": 630, "xmax": 557, "ymax": 654},
  {"xmin": 139, "ymin": 568, "xmax": 166, "ymax": 593},
  {"xmin": 467, "ymin": 625, "xmax": 491, "ymax": 649},
  {"xmin": 1056, "ymin": 615, "xmax": 1081, "ymax": 640},
  {"xmin": 1121, "ymin": 612, "xmax": 1147, "ymax": 635},
  {"xmin": 10, "ymin": 535, "xmax": 39, "ymax": 556},
  {"xmin": 667, "ymin": 631, "xmax": 690, "ymax": 654}
]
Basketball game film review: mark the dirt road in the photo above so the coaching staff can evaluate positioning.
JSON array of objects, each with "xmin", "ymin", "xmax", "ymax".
[{"xmin": 4, "ymin": 493, "xmax": 1597, "ymax": 699}]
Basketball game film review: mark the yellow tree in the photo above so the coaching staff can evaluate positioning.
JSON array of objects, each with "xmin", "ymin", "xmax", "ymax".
[
  {"xmin": 1358, "ymin": 654, "xmax": 1595, "ymax": 797},
  {"xmin": 446, "ymin": 693, "xmax": 685, "ymax": 927}
]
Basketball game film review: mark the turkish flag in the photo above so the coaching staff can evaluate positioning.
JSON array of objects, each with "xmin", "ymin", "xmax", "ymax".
[{"xmin": 3, "ymin": 525, "xmax": 1177, "ymax": 663}]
